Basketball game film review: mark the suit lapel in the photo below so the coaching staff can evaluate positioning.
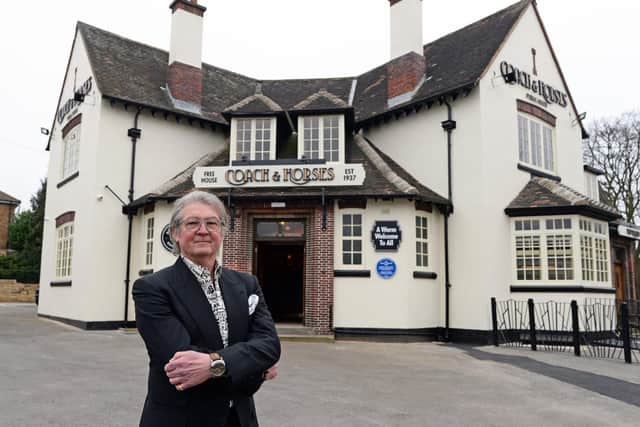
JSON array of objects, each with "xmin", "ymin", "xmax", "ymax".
[
  {"xmin": 169, "ymin": 258, "xmax": 223, "ymax": 349},
  {"xmin": 219, "ymin": 268, "xmax": 247, "ymax": 345}
]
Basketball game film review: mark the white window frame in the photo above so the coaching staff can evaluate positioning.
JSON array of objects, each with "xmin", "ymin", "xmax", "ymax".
[
  {"xmin": 144, "ymin": 215, "xmax": 154, "ymax": 267},
  {"xmin": 512, "ymin": 216, "xmax": 576, "ymax": 283},
  {"xmin": 584, "ymin": 173, "xmax": 600, "ymax": 202},
  {"xmin": 512, "ymin": 215, "xmax": 611, "ymax": 285},
  {"xmin": 297, "ymin": 115, "xmax": 345, "ymax": 163},
  {"xmin": 62, "ymin": 125, "xmax": 81, "ymax": 179},
  {"xmin": 415, "ymin": 214, "xmax": 430, "ymax": 269},
  {"xmin": 55, "ymin": 222, "xmax": 74, "ymax": 278},
  {"xmin": 337, "ymin": 210, "xmax": 364, "ymax": 268},
  {"xmin": 517, "ymin": 114, "xmax": 555, "ymax": 174},
  {"xmin": 230, "ymin": 117, "xmax": 276, "ymax": 162},
  {"xmin": 579, "ymin": 218, "xmax": 609, "ymax": 283}
]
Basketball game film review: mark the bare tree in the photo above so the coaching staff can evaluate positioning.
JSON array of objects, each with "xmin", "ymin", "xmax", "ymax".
[
  {"xmin": 584, "ymin": 111, "xmax": 640, "ymax": 298},
  {"xmin": 584, "ymin": 111, "xmax": 640, "ymax": 224}
]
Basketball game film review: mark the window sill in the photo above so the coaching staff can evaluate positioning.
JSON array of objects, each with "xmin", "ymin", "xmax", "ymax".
[
  {"xmin": 413, "ymin": 271, "xmax": 438, "ymax": 280},
  {"xmin": 139, "ymin": 269, "xmax": 154, "ymax": 276},
  {"xmin": 57, "ymin": 172, "xmax": 79, "ymax": 189},
  {"xmin": 50, "ymin": 281, "xmax": 72, "ymax": 287},
  {"xmin": 517, "ymin": 163, "xmax": 560, "ymax": 182},
  {"xmin": 510, "ymin": 285, "xmax": 615, "ymax": 294},
  {"xmin": 334, "ymin": 270, "xmax": 371, "ymax": 278}
]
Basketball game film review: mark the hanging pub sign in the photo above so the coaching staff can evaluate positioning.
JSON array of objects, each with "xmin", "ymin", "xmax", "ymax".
[
  {"xmin": 500, "ymin": 61, "xmax": 568, "ymax": 108},
  {"xmin": 372, "ymin": 221, "xmax": 401, "ymax": 250},
  {"xmin": 193, "ymin": 163, "xmax": 365, "ymax": 188}
]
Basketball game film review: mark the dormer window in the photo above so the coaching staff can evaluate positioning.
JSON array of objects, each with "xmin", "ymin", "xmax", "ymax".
[
  {"xmin": 297, "ymin": 115, "xmax": 344, "ymax": 163},
  {"xmin": 230, "ymin": 117, "xmax": 276, "ymax": 162}
]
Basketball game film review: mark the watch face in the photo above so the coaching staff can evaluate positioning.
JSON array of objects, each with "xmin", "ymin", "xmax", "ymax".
[{"xmin": 210, "ymin": 359, "xmax": 226, "ymax": 376}]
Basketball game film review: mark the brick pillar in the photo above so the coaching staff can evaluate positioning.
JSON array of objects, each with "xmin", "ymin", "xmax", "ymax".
[
  {"xmin": 222, "ymin": 207, "xmax": 251, "ymax": 273},
  {"xmin": 304, "ymin": 206, "xmax": 334, "ymax": 334}
]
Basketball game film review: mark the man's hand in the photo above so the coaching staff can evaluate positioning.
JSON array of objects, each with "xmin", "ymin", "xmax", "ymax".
[
  {"xmin": 165, "ymin": 350, "xmax": 212, "ymax": 391},
  {"xmin": 263, "ymin": 364, "xmax": 278, "ymax": 381}
]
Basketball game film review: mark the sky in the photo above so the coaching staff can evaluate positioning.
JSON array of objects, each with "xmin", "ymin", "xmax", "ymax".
[{"xmin": 0, "ymin": 0, "xmax": 638, "ymax": 209}]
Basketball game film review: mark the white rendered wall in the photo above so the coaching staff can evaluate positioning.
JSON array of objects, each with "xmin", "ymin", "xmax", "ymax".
[
  {"xmin": 169, "ymin": 9, "xmax": 203, "ymax": 68},
  {"xmin": 390, "ymin": 0, "xmax": 424, "ymax": 59},
  {"xmin": 363, "ymin": 4, "xmax": 595, "ymax": 332},
  {"xmin": 88, "ymin": 105, "xmax": 225, "ymax": 322},
  {"xmin": 39, "ymin": 26, "xmax": 225, "ymax": 323},
  {"xmin": 448, "ymin": 4, "xmax": 597, "ymax": 331},
  {"xmin": 333, "ymin": 199, "xmax": 444, "ymax": 329},
  {"xmin": 364, "ymin": 90, "xmax": 483, "ymax": 332},
  {"xmin": 38, "ymin": 33, "xmax": 101, "ymax": 321}
]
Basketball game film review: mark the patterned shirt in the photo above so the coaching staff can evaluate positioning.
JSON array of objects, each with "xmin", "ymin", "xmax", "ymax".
[{"xmin": 181, "ymin": 256, "xmax": 229, "ymax": 348}]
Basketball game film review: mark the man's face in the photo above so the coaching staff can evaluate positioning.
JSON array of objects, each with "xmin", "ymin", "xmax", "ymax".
[{"xmin": 173, "ymin": 202, "xmax": 223, "ymax": 264}]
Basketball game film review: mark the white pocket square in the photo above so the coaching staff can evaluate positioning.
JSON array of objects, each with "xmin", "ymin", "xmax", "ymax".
[{"xmin": 248, "ymin": 294, "xmax": 259, "ymax": 315}]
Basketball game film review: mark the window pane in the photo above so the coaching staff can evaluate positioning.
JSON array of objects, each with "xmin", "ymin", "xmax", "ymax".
[
  {"xmin": 543, "ymin": 126, "xmax": 554, "ymax": 171},
  {"xmin": 530, "ymin": 122, "xmax": 542, "ymax": 167},
  {"xmin": 518, "ymin": 116, "xmax": 529, "ymax": 163}
]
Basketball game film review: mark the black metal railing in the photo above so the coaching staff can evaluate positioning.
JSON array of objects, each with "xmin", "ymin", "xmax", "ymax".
[{"xmin": 491, "ymin": 297, "xmax": 640, "ymax": 363}]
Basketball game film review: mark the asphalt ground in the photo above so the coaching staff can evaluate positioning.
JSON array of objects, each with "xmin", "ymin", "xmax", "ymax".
[{"xmin": 1, "ymin": 303, "xmax": 639, "ymax": 427}]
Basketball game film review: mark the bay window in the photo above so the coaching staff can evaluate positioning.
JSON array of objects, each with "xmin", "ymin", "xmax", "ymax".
[{"xmin": 513, "ymin": 216, "xmax": 610, "ymax": 284}]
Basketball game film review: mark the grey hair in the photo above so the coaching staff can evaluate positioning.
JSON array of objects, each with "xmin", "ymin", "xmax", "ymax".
[{"xmin": 169, "ymin": 190, "xmax": 228, "ymax": 256}]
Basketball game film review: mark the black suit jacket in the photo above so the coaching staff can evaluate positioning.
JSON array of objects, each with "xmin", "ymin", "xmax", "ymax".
[{"xmin": 132, "ymin": 258, "xmax": 281, "ymax": 427}]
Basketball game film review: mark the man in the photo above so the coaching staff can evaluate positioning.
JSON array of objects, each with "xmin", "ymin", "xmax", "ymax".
[{"xmin": 133, "ymin": 191, "xmax": 281, "ymax": 427}]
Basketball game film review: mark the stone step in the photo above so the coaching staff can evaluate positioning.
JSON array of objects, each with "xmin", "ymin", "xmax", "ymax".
[{"xmin": 276, "ymin": 323, "xmax": 334, "ymax": 343}]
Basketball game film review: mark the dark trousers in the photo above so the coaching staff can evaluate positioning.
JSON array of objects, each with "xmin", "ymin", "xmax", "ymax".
[{"xmin": 225, "ymin": 407, "xmax": 241, "ymax": 427}]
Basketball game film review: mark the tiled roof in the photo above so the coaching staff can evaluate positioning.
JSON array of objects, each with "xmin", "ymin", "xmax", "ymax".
[
  {"xmin": 131, "ymin": 136, "xmax": 449, "ymax": 209},
  {"xmin": 0, "ymin": 190, "xmax": 20, "ymax": 205},
  {"xmin": 76, "ymin": 0, "xmax": 530, "ymax": 125},
  {"xmin": 353, "ymin": 0, "xmax": 530, "ymax": 122},
  {"xmin": 505, "ymin": 177, "xmax": 621, "ymax": 220}
]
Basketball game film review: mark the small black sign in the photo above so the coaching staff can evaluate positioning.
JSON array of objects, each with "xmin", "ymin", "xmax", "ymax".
[
  {"xmin": 371, "ymin": 221, "xmax": 401, "ymax": 250},
  {"xmin": 161, "ymin": 224, "xmax": 175, "ymax": 253}
]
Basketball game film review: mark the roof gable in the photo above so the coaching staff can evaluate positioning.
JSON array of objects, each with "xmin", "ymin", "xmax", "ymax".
[
  {"xmin": 70, "ymin": 1, "xmax": 535, "ymax": 126},
  {"xmin": 0, "ymin": 190, "xmax": 20, "ymax": 205}
]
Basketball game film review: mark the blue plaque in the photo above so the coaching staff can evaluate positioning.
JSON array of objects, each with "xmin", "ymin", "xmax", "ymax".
[{"xmin": 376, "ymin": 258, "xmax": 397, "ymax": 279}]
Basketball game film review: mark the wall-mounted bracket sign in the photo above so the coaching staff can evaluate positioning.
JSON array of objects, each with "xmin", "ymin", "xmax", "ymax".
[
  {"xmin": 57, "ymin": 76, "xmax": 93, "ymax": 124},
  {"xmin": 618, "ymin": 224, "xmax": 640, "ymax": 240},
  {"xmin": 372, "ymin": 221, "xmax": 401, "ymax": 250},
  {"xmin": 376, "ymin": 258, "xmax": 397, "ymax": 279},
  {"xmin": 500, "ymin": 61, "xmax": 568, "ymax": 108},
  {"xmin": 161, "ymin": 224, "xmax": 175, "ymax": 253},
  {"xmin": 194, "ymin": 164, "xmax": 365, "ymax": 188}
]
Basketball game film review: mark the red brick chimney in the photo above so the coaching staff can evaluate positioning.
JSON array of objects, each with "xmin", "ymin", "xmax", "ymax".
[
  {"xmin": 167, "ymin": 0, "xmax": 207, "ymax": 110},
  {"xmin": 387, "ymin": 0, "xmax": 426, "ymax": 106}
]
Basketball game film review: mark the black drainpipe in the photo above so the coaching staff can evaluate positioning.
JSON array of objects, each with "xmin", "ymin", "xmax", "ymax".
[
  {"xmin": 123, "ymin": 107, "xmax": 143, "ymax": 327},
  {"xmin": 441, "ymin": 100, "xmax": 456, "ymax": 341}
]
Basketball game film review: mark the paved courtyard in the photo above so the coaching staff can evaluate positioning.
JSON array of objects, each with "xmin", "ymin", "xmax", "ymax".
[{"xmin": 1, "ymin": 303, "xmax": 640, "ymax": 427}]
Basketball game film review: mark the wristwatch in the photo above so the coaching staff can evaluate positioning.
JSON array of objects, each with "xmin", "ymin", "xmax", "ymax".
[{"xmin": 209, "ymin": 353, "xmax": 226, "ymax": 378}]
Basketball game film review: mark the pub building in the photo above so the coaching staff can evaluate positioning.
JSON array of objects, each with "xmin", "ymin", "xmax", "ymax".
[{"xmin": 38, "ymin": 0, "xmax": 639, "ymax": 341}]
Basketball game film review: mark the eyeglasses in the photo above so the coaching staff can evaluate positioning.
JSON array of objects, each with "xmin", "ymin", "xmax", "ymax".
[{"xmin": 181, "ymin": 217, "xmax": 224, "ymax": 232}]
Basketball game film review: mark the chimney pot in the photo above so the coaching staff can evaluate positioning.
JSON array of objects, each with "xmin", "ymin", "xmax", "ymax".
[
  {"xmin": 389, "ymin": 0, "xmax": 423, "ymax": 60},
  {"xmin": 167, "ymin": 1, "xmax": 206, "ymax": 109}
]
